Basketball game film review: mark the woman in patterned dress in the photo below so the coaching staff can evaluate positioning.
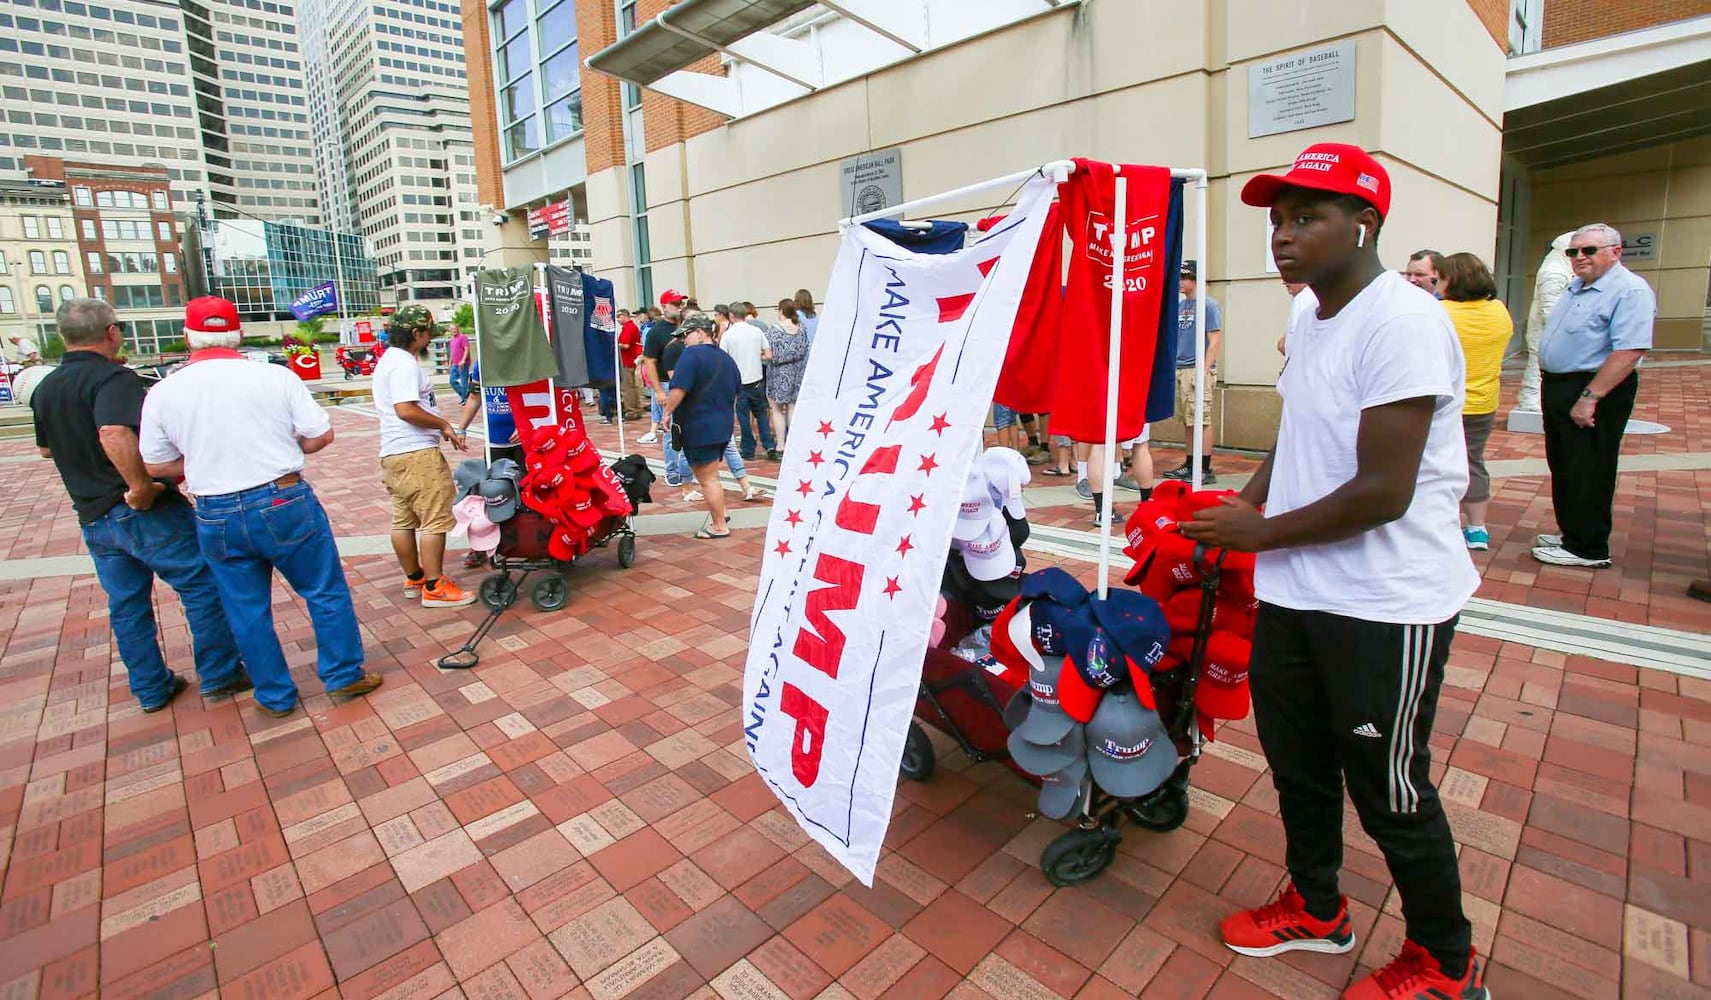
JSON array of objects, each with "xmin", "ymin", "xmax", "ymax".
[{"xmin": 765, "ymin": 298, "xmax": 811, "ymax": 449}]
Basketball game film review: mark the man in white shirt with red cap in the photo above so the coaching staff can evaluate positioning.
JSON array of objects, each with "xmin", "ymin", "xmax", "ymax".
[{"xmin": 140, "ymin": 296, "xmax": 382, "ymax": 719}]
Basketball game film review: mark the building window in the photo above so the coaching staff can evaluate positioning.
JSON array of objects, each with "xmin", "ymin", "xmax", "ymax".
[
  {"xmin": 1509, "ymin": 0, "xmax": 1543, "ymax": 54},
  {"xmin": 46, "ymin": 217, "xmax": 64, "ymax": 239},
  {"xmin": 81, "ymin": 219, "xmax": 96, "ymax": 240},
  {"xmin": 58, "ymin": 284, "xmax": 74, "ymax": 303},
  {"xmin": 492, "ymin": 0, "xmax": 537, "ymax": 162},
  {"xmin": 22, "ymin": 216, "xmax": 40, "ymax": 239},
  {"xmin": 74, "ymin": 186, "xmax": 92, "ymax": 206},
  {"xmin": 162, "ymin": 252, "xmax": 176, "ymax": 273},
  {"xmin": 0, "ymin": 287, "xmax": 12, "ymax": 313},
  {"xmin": 157, "ymin": 221, "xmax": 172, "ymax": 241},
  {"xmin": 34, "ymin": 285, "xmax": 52, "ymax": 313},
  {"xmin": 29, "ymin": 250, "xmax": 47, "ymax": 273},
  {"xmin": 96, "ymin": 190, "xmax": 114, "ymax": 207},
  {"xmin": 86, "ymin": 251, "xmax": 102, "ymax": 273},
  {"xmin": 540, "ymin": 34, "xmax": 581, "ymax": 143},
  {"xmin": 52, "ymin": 250, "xmax": 70, "ymax": 274},
  {"xmin": 151, "ymin": 190, "xmax": 167, "ymax": 210}
]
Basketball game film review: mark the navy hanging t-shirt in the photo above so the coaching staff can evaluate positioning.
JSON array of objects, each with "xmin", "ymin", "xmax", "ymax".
[{"xmin": 581, "ymin": 271, "xmax": 618, "ymax": 387}]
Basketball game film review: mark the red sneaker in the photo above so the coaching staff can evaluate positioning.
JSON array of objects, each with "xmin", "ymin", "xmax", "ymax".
[
  {"xmin": 1344, "ymin": 940, "xmax": 1489, "ymax": 1000},
  {"xmin": 1220, "ymin": 883, "xmax": 1355, "ymax": 958}
]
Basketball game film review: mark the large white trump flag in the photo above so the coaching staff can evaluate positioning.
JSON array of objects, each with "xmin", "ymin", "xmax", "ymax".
[{"xmin": 742, "ymin": 177, "xmax": 1056, "ymax": 883}]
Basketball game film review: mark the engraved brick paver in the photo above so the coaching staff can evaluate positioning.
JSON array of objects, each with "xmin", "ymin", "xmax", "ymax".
[{"xmin": 0, "ymin": 372, "xmax": 1705, "ymax": 999}]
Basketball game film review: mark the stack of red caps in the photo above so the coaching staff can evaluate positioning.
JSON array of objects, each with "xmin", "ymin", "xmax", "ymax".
[
  {"xmin": 513, "ymin": 396, "xmax": 634, "ymax": 561},
  {"xmin": 1120, "ymin": 482, "xmax": 1257, "ymax": 737}
]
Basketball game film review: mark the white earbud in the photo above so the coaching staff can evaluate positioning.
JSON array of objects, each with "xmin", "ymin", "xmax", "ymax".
[{"xmin": 1357, "ymin": 225, "xmax": 1368, "ymax": 248}]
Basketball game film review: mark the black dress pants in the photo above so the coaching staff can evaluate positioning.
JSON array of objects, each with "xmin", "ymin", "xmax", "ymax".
[{"xmin": 1541, "ymin": 370, "xmax": 1638, "ymax": 561}]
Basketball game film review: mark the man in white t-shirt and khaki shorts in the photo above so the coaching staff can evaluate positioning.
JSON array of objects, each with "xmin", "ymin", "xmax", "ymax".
[
  {"xmin": 1184, "ymin": 145, "xmax": 1487, "ymax": 1000},
  {"xmin": 374, "ymin": 306, "xmax": 476, "ymax": 608}
]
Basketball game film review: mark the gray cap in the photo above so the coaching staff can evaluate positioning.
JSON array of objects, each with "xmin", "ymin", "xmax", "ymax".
[
  {"xmin": 488, "ymin": 457, "xmax": 523, "ymax": 482},
  {"xmin": 1003, "ymin": 687, "xmax": 1031, "ymax": 732},
  {"xmin": 1085, "ymin": 687, "xmax": 1176, "ymax": 799},
  {"xmin": 1037, "ymin": 756, "xmax": 1090, "ymax": 819},
  {"xmin": 478, "ymin": 476, "xmax": 519, "ymax": 522},
  {"xmin": 1014, "ymin": 654, "xmax": 1075, "ymax": 745},
  {"xmin": 1007, "ymin": 721, "xmax": 1083, "ymax": 776},
  {"xmin": 453, "ymin": 458, "xmax": 487, "ymax": 502}
]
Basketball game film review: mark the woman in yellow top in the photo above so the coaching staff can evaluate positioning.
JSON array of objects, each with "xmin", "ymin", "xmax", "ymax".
[{"xmin": 1438, "ymin": 252, "xmax": 1512, "ymax": 551}]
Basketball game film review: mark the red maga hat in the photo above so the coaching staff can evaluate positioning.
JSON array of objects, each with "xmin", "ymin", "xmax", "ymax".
[{"xmin": 1240, "ymin": 143, "xmax": 1391, "ymax": 220}]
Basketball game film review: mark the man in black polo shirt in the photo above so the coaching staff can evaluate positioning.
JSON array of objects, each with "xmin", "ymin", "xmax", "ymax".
[
  {"xmin": 642, "ymin": 290, "xmax": 689, "ymax": 486},
  {"xmin": 32, "ymin": 297, "xmax": 248, "ymax": 712}
]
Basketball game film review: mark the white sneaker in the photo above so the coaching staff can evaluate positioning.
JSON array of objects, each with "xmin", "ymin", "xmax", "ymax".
[
  {"xmin": 1532, "ymin": 545, "xmax": 1610, "ymax": 568},
  {"xmin": 638, "ymin": 431, "xmax": 659, "ymax": 444},
  {"xmin": 1535, "ymin": 533, "xmax": 1562, "ymax": 547}
]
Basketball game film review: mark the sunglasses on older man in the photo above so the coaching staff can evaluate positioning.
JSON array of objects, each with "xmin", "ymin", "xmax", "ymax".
[{"xmin": 1567, "ymin": 245, "xmax": 1616, "ymax": 258}]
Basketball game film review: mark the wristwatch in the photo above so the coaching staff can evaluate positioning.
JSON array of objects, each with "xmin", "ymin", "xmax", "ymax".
[{"xmin": 1578, "ymin": 389, "xmax": 1601, "ymax": 401}]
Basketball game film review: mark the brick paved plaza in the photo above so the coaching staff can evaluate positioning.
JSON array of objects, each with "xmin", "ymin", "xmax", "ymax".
[{"xmin": 0, "ymin": 360, "xmax": 1706, "ymax": 1000}]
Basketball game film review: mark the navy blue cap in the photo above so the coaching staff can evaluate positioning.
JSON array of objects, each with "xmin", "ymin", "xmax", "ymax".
[
  {"xmin": 1020, "ymin": 567, "xmax": 1090, "ymax": 609},
  {"xmin": 1088, "ymin": 590, "xmax": 1170, "ymax": 675}
]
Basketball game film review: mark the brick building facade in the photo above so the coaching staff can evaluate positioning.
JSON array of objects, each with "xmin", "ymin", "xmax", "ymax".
[
  {"xmin": 24, "ymin": 156, "xmax": 188, "ymax": 355},
  {"xmin": 1542, "ymin": 0, "xmax": 1711, "ymax": 48}
]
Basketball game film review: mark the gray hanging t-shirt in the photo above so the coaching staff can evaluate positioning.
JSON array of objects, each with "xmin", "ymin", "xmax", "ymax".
[{"xmin": 474, "ymin": 267, "xmax": 559, "ymax": 387}]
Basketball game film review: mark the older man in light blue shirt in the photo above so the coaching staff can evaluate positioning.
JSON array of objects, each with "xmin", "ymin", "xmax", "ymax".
[{"xmin": 1533, "ymin": 222, "xmax": 1653, "ymax": 569}]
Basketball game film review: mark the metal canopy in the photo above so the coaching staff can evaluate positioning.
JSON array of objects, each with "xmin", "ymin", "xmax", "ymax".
[
  {"xmin": 585, "ymin": 0, "xmax": 817, "ymax": 86},
  {"xmin": 1503, "ymin": 16, "xmax": 1711, "ymax": 169},
  {"xmin": 1505, "ymin": 61, "xmax": 1711, "ymax": 169},
  {"xmin": 587, "ymin": 0, "xmax": 1073, "ymax": 118}
]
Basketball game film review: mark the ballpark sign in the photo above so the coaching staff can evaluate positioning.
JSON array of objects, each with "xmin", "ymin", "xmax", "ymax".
[{"xmin": 743, "ymin": 178, "xmax": 1056, "ymax": 883}]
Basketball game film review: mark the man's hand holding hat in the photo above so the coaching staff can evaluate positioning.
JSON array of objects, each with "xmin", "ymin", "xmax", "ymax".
[{"xmin": 1180, "ymin": 494, "xmax": 1272, "ymax": 553}]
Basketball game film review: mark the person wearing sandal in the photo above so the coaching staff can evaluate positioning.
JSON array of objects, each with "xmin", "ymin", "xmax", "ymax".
[{"xmin": 660, "ymin": 316, "xmax": 741, "ymax": 539}]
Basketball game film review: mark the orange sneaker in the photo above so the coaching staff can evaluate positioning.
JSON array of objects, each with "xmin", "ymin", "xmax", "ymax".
[
  {"xmin": 1220, "ymin": 882, "xmax": 1355, "ymax": 958},
  {"xmin": 422, "ymin": 576, "xmax": 477, "ymax": 609},
  {"xmin": 1344, "ymin": 939, "xmax": 1489, "ymax": 1000},
  {"xmin": 404, "ymin": 575, "xmax": 425, "ymax": 597}
]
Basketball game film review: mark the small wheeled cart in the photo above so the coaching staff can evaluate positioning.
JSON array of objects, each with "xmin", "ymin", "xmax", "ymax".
[
  {"xmin": 901, "ymin": 549, "xmax": 1229, "ymax": 887},
  {"xmin": 436, "ymin": 507, "xmax": 637, "ymax": 670}
]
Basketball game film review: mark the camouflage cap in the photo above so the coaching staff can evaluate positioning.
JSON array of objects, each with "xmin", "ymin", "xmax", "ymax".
[
  {"xmin": 388, "ymin": 305, "xmax": 438, "ymax": 337},
  {"xmin": 679, "ymin": 314, "xmax": 716, "ymax": 336}
]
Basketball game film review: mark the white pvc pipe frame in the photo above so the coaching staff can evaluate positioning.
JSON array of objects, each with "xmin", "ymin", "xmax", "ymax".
[
  {"xmin": 464, "ymin": 262, "xmax": 629, "ymax": 468},
  {"xmin": 840, "ymin": 160, "xmax": 1209, "ymax": 599}
]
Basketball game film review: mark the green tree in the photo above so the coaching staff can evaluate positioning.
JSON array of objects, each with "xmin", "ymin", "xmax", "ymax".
[
  {"xmin": 294, "ymin": 316, "xmax": 327, "ymax": 342},
  {"xmin": 451, "ymin": 302, "xmax": 474, "ymax": 332}
]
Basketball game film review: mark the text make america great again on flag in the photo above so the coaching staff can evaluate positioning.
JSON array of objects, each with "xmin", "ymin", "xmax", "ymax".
[{"xmin": 742, "ymin": 178, "xmax": 1057, "ymax": 884}]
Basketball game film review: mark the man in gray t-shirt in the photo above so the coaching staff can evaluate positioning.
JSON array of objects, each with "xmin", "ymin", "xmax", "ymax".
[{"xmin": 1165, "ymin": 260, "xmax": 1224, "ymax": 484}]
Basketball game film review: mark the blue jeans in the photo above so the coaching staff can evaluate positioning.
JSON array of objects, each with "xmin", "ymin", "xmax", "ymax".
[
  {"xmin": 663, "ymin": 436, "xmax": 689, "ymax": 484},
  {"xmin": 598, "ymin": 385, "xmax": 617, "ymax": 419},
  {"xmin": 737, "ymin": 382, "xmax": 775, "ymax": 457},
  {"xmin": 648, "ymin": 387, "xmax": 663, "ymax": 425},
  {"xmin": 193, "ymin": 479, "xmax": 365, "ymax": 712},
  {"xmin": 82, "ymin": 499, "xmax": 245, "ymax": 708},
  {"xmin": 723, "ymin": 441, "xmax": 746, "ymax": 480},
  {"xmin": 449, "ymin": 366, "xmax": 471, "ymax": 403}
]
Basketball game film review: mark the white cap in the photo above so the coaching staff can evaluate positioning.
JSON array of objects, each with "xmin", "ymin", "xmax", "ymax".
[
  {"xmin": 953, "ymin": 466, "xmax": 997, "ymax": 542},
  {"xmin": 952, "ymin": 513, "xmax": 1017, "ymax": 582},
  {"xmin": 980, "ymin": 447, "xmax": 1030, "ymax": 520}
]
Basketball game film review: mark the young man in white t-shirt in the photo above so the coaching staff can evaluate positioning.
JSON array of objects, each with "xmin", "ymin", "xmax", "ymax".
[
  {"xmin": 718, "ymin": 302, "xmax": 778, "ymax": 461},
  {"xmin": 1183, "ymin": 145, "xmax": 1487, "ymax": 1000},
  {"xmin": 373, "ymin": 306, "xmax": 475, "ymax": 608}
]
